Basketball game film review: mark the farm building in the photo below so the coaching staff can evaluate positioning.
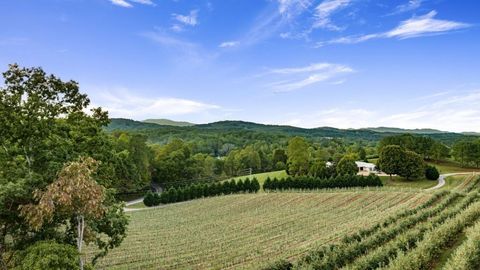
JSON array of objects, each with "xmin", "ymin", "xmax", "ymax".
[{"xmin": 355, "ymin": 161, "xmax": 377, "ymax": 173}]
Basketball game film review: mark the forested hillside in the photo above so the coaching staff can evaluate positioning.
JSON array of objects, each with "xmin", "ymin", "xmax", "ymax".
[{"xmin": 107, "ymin": 118, "xmax": 471, "ymax": 146}]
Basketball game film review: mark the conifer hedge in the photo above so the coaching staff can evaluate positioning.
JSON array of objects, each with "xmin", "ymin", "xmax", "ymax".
[
  {"xmin": 144, "ymin": 178, "xmax": 260, "ymax": 206},
  {"xmin": 263, "ymin": 174, "xmax": 383, "ymax": 191}
]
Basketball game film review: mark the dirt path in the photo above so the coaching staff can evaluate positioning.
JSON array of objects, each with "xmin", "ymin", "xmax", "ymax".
[{"xmin": 425, "ymin": 172, "xmax": 475, "ymax": 191}]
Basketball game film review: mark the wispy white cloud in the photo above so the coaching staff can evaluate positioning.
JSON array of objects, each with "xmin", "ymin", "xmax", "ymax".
[
  {"xmin": 316, "ymin": 10, "xmax": 470, "ymax": 47},
  {"xmin": 109, "ymin": 0, "xmax": 155, "ymax": 8},
  {"xmin": 274, "ymin": 90, "xmax": 480, "ymax": 132},
  {"xmin": 89, "ymin": 88, "xmax": 220, "ymax": 120},
  {"xmin": 278, "ymin": 0, "xmax": 312, "ymax": 17},
  {"xmin": 265, "ymin": 62, "xmax": 354, "ymax": 92},
  {"xmin": 172, "ymin": 10, "xmax": 198, "ymax": 26},
  {"xmin": 390, "ymin": 0, "xmax": 423, "ymax": 15},
  {"xmin": 219, "ymin": 41, "xmax": 239, "ymax": 48},
  {"xmin": 378, "ymin": 90, "xmax": 480, "ymax": 132},
  {"xmin": 385, "ymin": 10, "xmax": 469, "ymax": 39},
  {"xmin": 313, "ymin": 0, "xmax": 351, "ymax": 30},
  {"xmin": 110, "ymin": 0, "xmax": 132, "ymax": 8}
]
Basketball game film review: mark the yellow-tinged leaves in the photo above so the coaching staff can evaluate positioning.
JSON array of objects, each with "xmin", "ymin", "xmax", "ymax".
[{"xmin": 20, "ymin": 157, "xmax": 105, "ymax": 231}]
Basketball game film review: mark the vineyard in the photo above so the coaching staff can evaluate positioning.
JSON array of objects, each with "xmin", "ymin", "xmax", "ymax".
[
  {"xmin": 267, "ymin": 175, "xmax": 480, "ymax": 270},
  {"xmin": 88, "ymin": 190, "xmax": 430, "ymax": 269}
]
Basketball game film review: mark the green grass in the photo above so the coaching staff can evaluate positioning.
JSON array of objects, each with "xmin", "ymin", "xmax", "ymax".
[
  {"xmin": 380, "ymin": 175, "xmax": 437, "ymax": 189},
  {"xmin": 90, "ymin": 191, "xmax": 431, "ymax": 269},
  {"xmin": 125, "ymin": 201, "xmax": 147, "ymax": 209},
  {"xmin": 426, "ymin": 160, "xmax": 480, "ymax": 174},
  {"xmin": 228, "ymin": 170, "xmax": 288, "ymax": 191}
]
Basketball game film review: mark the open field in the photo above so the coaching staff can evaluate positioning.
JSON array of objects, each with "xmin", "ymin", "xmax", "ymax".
[{"xmin": 91, "ymin": 190, "xmax": 431, "ymax": 269}]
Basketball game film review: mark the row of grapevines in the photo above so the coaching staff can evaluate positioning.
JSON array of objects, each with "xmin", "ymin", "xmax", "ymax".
[
  {"xmin": 343, "ymin": 191, "xmax": 479, "ymax": 270},
  {"xmin": 384, "ymin": 198, "xmax": 480, "ymax": 270},
  {"xmin": 443, "ymin": 218, "xmax": 480, "ymax": 270},
  {"xmin": 292, "ymin": 192, "xmax": 460, "ymax": 270}
]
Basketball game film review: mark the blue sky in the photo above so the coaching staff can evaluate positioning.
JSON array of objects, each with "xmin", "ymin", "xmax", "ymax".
[{"xmin": 1, "ymin": 0, "xmax": 479, "ymax": 132}]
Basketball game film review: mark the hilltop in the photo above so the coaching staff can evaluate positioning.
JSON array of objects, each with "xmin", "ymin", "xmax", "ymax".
[
  {"xmin": 143, "ymin": 118, "xmax": 195, "ymax": 127},
  {"xmin": 106, "ymin": 118, "xmax": 471, "ymax": 145}
]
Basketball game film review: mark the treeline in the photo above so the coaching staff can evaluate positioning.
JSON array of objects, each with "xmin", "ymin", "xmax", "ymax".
[
  {"xmin": 144, "ymin": 178, "xmax": 260, "ymax": 206},
  {"xmin": 107, "ymin": 118, "xmax": 467, "ymax": 147},
  {"xmin": 378, "ymin": 134, "xmax": 450, "ymax": 161},
  {"xmin": 452, "ymin": 139, "xmax": 480, "ymax": 168},
  {"xmin": 263, "ymin": 175, "xmax": 383, "ymax": 191}
]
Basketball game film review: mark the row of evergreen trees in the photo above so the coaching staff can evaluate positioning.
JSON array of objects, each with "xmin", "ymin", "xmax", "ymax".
[
  {"xmin": 263, "ymin": 174, "xmax": 383, "ymax": 191},
  {"xmin": 144, "ymin": 178, "xmax": 260, "ymax": 206}
]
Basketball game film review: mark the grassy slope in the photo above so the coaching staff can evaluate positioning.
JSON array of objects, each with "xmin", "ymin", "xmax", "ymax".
[
  {"xmin": 93, "ymin": 191, "xmax": 430, "ymax": 270},
  {"xmin": 379, "ymin": 175, "xmax": 437, "ymax": 189}
]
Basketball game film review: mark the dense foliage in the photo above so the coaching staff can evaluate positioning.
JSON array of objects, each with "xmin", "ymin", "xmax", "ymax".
[
  {"xmin": 144, "ymin": 178, "xmax": 260, "ymax": 206},
  {"xmin": 0, "ymin": 64, "xmax": 128, "ymax": 269},
  {"xmin": 378, "ymin": 134, "xmax": 450, "ymax": 161},
  {"xmin": 263, "ymin": 175, "xmax": 383, "ymax": 191},
  {"xmin": 425, "ymin": 165, "xmax": 440, "ymax": 180},
  {"xmin": 452, "ymin": 139, "xmax": 480, "ymax": 168},
  {"xmin": 13, "ymin": 241, "xmax": 80, "ymax": 270},
  {"xmin": 378, "ymin": 145, "xmax": 425, "ymax": 180}
]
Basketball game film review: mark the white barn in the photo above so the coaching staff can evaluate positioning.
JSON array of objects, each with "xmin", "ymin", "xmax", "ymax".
[{"xmin": 355, "ymin": 161, "xmax": 377, "ymax": 173}]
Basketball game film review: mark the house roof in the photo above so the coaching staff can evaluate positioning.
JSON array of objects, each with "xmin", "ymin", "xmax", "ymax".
[{"xmin": 355, "ymin": 161, "xmax": 376, "ymax": 168}]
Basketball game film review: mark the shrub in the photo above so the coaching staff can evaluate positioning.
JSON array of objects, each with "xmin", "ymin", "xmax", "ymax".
[
  {"xmin": 425, "ymin": 165, "xmax": 440, "ymax": 180},
  {"xmin": 143, "ymin": 191, "xmax": 156, "ymax": 207},
  {"xmin": 262, "ymin": 175, "xmax": 383, "ymax": 191},
  {"xmin": 15, "ymin": 241, "xmax": 80, "ymax": 270}
]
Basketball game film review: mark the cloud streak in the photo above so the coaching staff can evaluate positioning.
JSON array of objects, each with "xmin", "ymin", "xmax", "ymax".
[
  {"xmin": 313, "ymin": 0, "xmax": 351, "ymax": 30},
  {"xmin": 219, "ymin": 41, "xmax": 239, "ymax": 48},
  {"xmin": 265, "ymin": 62, "xmax": 354, "ymax": 92},
  {"xmin": 90, "ymin": 88, "xmax": 220, "ymax": 120},
  {"xmin": 110, "ymin": 0, "xmax": 155, "ymax": 8},
  {"xmin": 316, "ymin": 10, "xmax": 470, "ymax": 47},
  {"xmin": 390, "ymin": 0, "xmax": 423, "ymax": 15}
]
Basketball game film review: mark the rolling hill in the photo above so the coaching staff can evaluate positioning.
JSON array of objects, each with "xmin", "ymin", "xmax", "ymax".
[
  {"xmin": 106, "ymin": 118, "xmax": 472, "ymax": 145},
  {"xmin": 143, "ymin": 118, "xmax": 195, "ymax": 127}
]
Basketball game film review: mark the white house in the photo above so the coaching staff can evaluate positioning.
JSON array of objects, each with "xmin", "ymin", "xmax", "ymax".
[{"xmin": 355, "ymin": 161, "xmax": 377, "ymax": 173}]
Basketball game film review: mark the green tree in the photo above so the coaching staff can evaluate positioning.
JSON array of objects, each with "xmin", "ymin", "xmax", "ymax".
[
  {"xmin": 378, "ymin": 145, "xmax": 405, "ymax": 180},
  {"xmin": 286, "ymin": 137, "xmax": 310, "ymax": 176},
  {"xmin": 272, "ymin": 149, "xmax": 287, "ymax": 165},
  {"xmin": 0, "ymin": 64, "xmax": 126, "ymax": 269},
  {"xmin": 358, "ymin": 147, "xmax": 367, "ymax": 162},
  {"xmin": 336, "ymin": 155, "xmax": 358, "ymax": 176},
  {"xmin": 431, "ymin": 142, "xmax": 450, "ymax": 163},
  {"xmin": 398, "ymin": 150, "xmax": 425, "ymax": 180},
  {"xmin": 14, "ymin": 241, "xmax": 80, "ymax": 270},
  {"xmin": 152, "ymin": 139, "xmax": 194, "ymax": 183},
  {"xmin": 20, "ymin": 157, "xmax": 128, "ymax": 270}
]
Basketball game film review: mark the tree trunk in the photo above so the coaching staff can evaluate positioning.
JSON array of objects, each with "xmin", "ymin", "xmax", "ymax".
[{"xmin": 77, "ymin": 215, "xmax": 85, "ymax": 270}]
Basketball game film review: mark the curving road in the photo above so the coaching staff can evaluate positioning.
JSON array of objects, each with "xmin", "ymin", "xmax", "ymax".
[{"xmin": 425, "ymin": 172, "xmax": 476, "ymax": 191}]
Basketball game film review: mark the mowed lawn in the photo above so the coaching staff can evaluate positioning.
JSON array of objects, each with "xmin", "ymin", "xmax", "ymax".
[
  {"xmin": 91, "ymin": 191, "xmax": 431, "ymax": 269},
  {"xmin": 229, "ymin": 170, "xmax": 288, "ymax": 188}
]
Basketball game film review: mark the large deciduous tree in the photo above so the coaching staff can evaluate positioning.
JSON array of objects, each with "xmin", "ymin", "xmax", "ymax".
[
  {"xmin": 398, "ymin": 150, "xmax": 425, "ymax": 180},
  {"xmin": 20, "ymin": 157, "xmax": 109, "ymax": 270},
  {"xmin": 0, "ymin": 64, "xmax": 127, "ymax": 269},
  {"xmin": 378, "ymin": 145, "xmax": 405, "ymax": 180},
  {"xmin": 336, "ymin": 155, "xmax": 358, "ymax": 176},
  {"xmin": 286, "ymin": 137, "xmax": 310, "ymax": 176}
]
